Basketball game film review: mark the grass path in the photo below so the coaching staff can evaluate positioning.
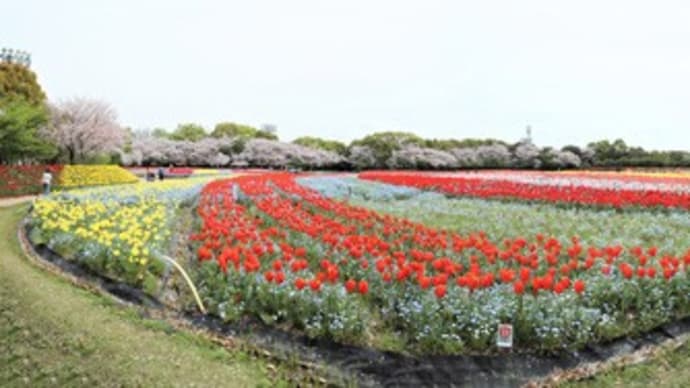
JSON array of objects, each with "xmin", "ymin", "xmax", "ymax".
[{"xmin": 0, "ymin": 204, "xmax": 275, "ymax": 387}]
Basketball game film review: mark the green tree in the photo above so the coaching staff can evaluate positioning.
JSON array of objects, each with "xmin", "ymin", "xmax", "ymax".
[
  {"xmin": 667, "ymin": 151, "xmax": 690, "ymax": 167},
  {"xmin": 424, "ymin": 138, "xmax": 506, "ymax": 150},
  {"xmin": 170, "ymin": 123, "xmax": 207, "ymax": 142},
  {"xmin": 211, "ymin": 122, "xmax": 259, "ymax": 138},
  {"xmin": 350, "ymin": 131, "xmax": 425, "ymax": 168},
  {"xmin": 561, "ymin": 144, "xmax": 583, "ymax": 157},
  {"xmin": 0, "ymin": 62, "xmax": 46, "ymax": 107},
  {"xmin": 0, "ymin": 101, "xmax": 56, "ymax": 163},
  {"xmin": 293, "ymin": 136, "xmax": 347, "ymax": 155},
  {"xmin": 254, "ymin": 130, "xmax": 278, "ymax": 140},
  {"xmin": 587, "ymin": 139, "xmax": 631, "ymax": 166}
]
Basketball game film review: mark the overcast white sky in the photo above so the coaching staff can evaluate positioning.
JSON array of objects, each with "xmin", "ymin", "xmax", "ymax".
[{"xmin": 5, "ymin": 0, "xmax": 690, "ymax": 149}]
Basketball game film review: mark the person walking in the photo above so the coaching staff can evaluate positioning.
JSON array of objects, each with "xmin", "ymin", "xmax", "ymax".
[
  {"xmin": 157, "ymin": 166, "xmax": 165, "ymax": 181},
  {"xmin": 146, "ymin": 167, "xmax": 155, "ymax": 182},
  {"xmin": 41, "ymin": 168, "xmax": 53, "ymax": 195}
]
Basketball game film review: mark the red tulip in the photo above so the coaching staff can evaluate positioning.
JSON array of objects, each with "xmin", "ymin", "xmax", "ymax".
[
  {"xmin": 197, "ymin": 246, "xmax": 213, "ymax": 261},
  {"xmin": 345, "ymin": 279, "xmax": 356, "ymax": 293},
  {"xmin": 663, "ymin": 268, "xmax": 675, "ymax": 280},
  {"xmin": 295, "ymin": 277, "xmax": 306, "ymax": 290},
  {"xmin": 620, "ymin": 263, "xmax": 634, "ymax": 279},
  {"xmin": 648, "ymin": 246, "xmax": 658, "ymax": 257},
  {"xmin": 434, "ymin": 284, "xmax": 447, "ymax": 298},
  {"xmin": 499, "ymin": 268, "xmax": 515, "ymax": 283},
  {"xmin": 513, "ymin": 280, "xmax": 525, "ymax": 295},
  {"xmin": 573, "ymin": 279, "xmax": 585, "ymax": 294},
  {"xmin": 309, "ymin": 279, "xmax": 321, "ymax": 292},
  {"xmin": 358, "ymin": 280, "xmax": 369, "ymax": 294},
  {"xmin": 272, "ymin": 260, "xmax": 283, "ymax": 271}
]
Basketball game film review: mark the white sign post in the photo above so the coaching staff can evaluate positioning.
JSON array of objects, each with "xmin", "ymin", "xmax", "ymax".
[{"xmin": 497, "ymin": 323, "xmax": 513, "ymax": 349}]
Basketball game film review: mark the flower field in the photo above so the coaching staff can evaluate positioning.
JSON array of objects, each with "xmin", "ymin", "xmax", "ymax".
[
  {"xmin": 58, "ymin": 165, "xmax": 139, "ymax": 187},
  {"xmin": 28, "ymin": 177, "xmax": 223, "ymax": 292},
  {"xmin": 360, "ymin": 171, "xmax": 690, "ymax": 210},
  {"xmin": 188, "ymin": 173, "xmax": 690, "ymax": 353},
  {"xmin": 25, "ymin": 170, "xmax": 690, "ymax": 356}
]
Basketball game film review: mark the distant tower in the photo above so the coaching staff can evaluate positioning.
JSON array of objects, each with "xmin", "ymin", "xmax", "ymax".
[{"xmin": 525, "ymin": 125, "xmax": 533, "ymax": 143}]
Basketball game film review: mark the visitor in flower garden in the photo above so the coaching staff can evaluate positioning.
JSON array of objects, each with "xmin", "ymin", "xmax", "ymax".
[
  {"xmin": 158, "ymin": 166, "xmax": 165, "ymax": 181},
  {"xmin": 41, "ymin": 168, "xmax": 52, "ymax": 194},
  {"xmin": 146, "ymin": 167, "xmax": 155, "ymax": 182}
]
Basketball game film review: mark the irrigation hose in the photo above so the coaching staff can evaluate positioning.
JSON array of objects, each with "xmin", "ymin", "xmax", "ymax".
[{"xmin": 160, "ymin": 255, "xmax": 207, "ymax": 314}]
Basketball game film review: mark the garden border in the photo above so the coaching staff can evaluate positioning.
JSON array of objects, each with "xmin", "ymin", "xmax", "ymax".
[{"xmin": 17, "ymin": 216, "xmax": 690, "ymax": 387}]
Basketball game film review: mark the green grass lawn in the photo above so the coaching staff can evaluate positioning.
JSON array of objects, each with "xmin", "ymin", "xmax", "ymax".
[
  {"xmin": 0, "ymin": 204, "xmax": 282, "ymax": 387},
  {"xmin": 563, "ymin": 341, "xmax": 690, "ymax": 387}
]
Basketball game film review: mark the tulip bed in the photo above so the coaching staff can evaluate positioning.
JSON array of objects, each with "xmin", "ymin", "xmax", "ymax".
[
  {"xmin": 190, "ymin": 173, "xmax": 690, "ymax": 354},
  {"xmin": 28, "ymin": 177, "xmax": 222, "ymax": 293},
  {"xmin": 297, "ymin": 176, "xmax": 690, "ymax": 253}
]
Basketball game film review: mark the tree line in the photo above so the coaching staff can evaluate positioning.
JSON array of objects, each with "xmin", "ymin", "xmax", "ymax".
[{"xmin": 2, "ymin": 61, "xmax": 689, "ymax": 169}]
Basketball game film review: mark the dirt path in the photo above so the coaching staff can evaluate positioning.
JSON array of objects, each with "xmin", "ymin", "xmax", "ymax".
[
  {"xmin": 0, "ymin": 195, "xmax": 35, "ymax": 208},
  {"xmin": 0, "ymin": 204, "xmax": 274, "ymax": 387}
]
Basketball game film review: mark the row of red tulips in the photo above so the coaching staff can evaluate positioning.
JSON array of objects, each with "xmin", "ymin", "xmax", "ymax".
[{"xmin": 359, "ymin": 171, "xmax": 690, "ymax": 210}]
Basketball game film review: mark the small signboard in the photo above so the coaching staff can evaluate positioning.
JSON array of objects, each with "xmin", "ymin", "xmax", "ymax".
[{"xmin": 497, "ymin": 323, "xmax": 513, "ymax": 348}]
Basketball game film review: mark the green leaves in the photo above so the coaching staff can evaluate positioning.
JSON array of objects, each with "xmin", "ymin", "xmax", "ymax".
[
  {"xmin": 211, "ymin": 121, "xmax": 278, "ymax": 140},
  {"xmin": 292, "ymin": 136, "xmax": 347, "ymax": 155},
  {"xmin": 169, "ymin": 123, "xmax": 207, "ymax": 142},
  {"xmin": 0, "ymin": 62, "xmax": 46, "ymax": 107},
  {"xmin": 0, "ymin": 100, "xmax": 57, "ymax": 163}
]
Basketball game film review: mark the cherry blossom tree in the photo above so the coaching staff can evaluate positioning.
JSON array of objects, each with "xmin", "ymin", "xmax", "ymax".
[
  {"xmin": 42, "ymin": 97, "xmax": 125, "ymax": 163},
  {"xmin": 348, "ymin": 145, "xmax": 377, "ymax": 170},
  {"xmin": 513, "ymin": 141, "xmax": 542, "ymax": 168},
  {"xmin": 122, "ymin": 136, "xmax": 343, "ymax": 169},
  {"xmin": 450, "ymin": 144, "xmax": 512, "ymax": 168},
  {"xmin": 387, "ymin": 146, "xmax": 457, "ymax": 169},
  {"xmin": 234, "ymin": 138, "xmax": 344, "ymax": 169},
  {"xmin": 541, "ymin": 148, "xmax": 582, "ymax": 169},
  {"xmin": 450, "ymin": 147, "xmax": 480, "ymax": 168}
]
